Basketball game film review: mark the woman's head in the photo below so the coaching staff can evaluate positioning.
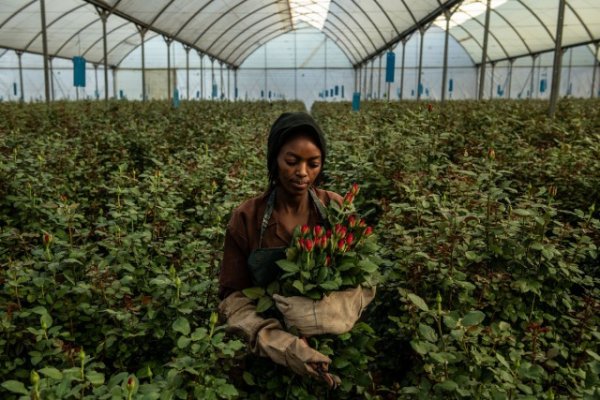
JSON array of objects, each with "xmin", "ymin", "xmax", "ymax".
[{"xmin": 267, "ymin": 112, "xmax": 327, "ymax": 191}]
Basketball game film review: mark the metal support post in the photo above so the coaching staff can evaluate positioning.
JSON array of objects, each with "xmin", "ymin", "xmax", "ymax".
[
  {"xmin": 529, "ymin": 55, "xmax": 537, "ymax": 98},
  {"xmin": 137, "ymin": 26, "xmax": 147, "ymax": 101},
  {"xmin": 49, "ymin": 57, "xmax": 55, "ymax": 101},
  {"xmin": 112, "ymin": 66, "xmax": 117, "ymax": 99},
  {"xmin": 417, "ymin": 27, "xmax": 425, "ymax": 101},
  {"xmin": 198, "ymin": 52, "xmax": 204, "ymax": 99},
  {"xmin": 592, "ymin": 44, "xmax": 599, "ymax": 98},
  {"xmin": 549, "ymin": 0, "xmax": 566, "ymax": 117},
  {"xmin": 211, "ymin": 58, "xmax": 215, "ymax": 99},
  {"xmin": 478, "ymin": 0, "xmax": 491, "ymax": 100},
  {"xmin": 507, "ymin": 59, "xmax": 514, "ymax": 99},
  {"xmin": 234, "ymin": 68, "xmax": 238, "ymax": 101},
  {"xmin": 184, "ymin": 45, "xmax": 190, "ymax": 100},
  {"xmin": 378, "ymin": 54, "xmax": 382, "ymax": 99},
  {"xmin": 369, "ymin": 58, "xmax": 374, "ymax": 99},
  {"xmin": 94, "ymin": 64, "xmax": 99, "ymax": 99},
  {"xmin": 16, "ymin": 51, "xmax": 24, "ymax": 102},
  {"xmin": 165, "ymin": 36, "xmax": 172, "ymax": 100},
  {"xmin": 441, "ymin": 10, "xmax": 451, "ymax": 103},
  {"xmin": 40, "ymin": 0, "xmax": 50, "ymax": 103},
  {"xmin": 400, "ymin": 39, "xmax": 406, "ymax": 100},
  {"xmin": 490, "ymin": 62, "xmax": 495, "ymax": 99},
  {"xmin": 95, "ymin": 7, "xmax": 110, "ymax": 101}
]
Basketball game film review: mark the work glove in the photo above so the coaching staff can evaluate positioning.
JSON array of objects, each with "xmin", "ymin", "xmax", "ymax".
[
  {"xmin": 273, "ymin": 285, "xmax": 376, "ymax": 337},
  {"xmin": 219, "ymin": 291, "xmax": 338, "ymax": 385}
]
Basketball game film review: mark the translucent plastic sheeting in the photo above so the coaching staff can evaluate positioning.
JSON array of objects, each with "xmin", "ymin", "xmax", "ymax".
[{"xmin": 436, "ymin": 0, "xmax": 600, "ymax": 64}]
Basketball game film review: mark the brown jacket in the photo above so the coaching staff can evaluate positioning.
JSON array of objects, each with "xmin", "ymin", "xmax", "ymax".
[{"xmin": 219, "ymin": 187, "xmax": 342, "ymax": 299}]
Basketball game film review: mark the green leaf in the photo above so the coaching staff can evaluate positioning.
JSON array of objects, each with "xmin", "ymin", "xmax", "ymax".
[
  {"xmin": 435, "ymin": 380, "xmax": 458, "ymax": 392},
  {"xmin": 418, "ymin": 323, "xmax": 438, "ymax": 342},
  {"xmin": 39, "ymin": 367, "xmax": 63, "ymax": 380},
  {"xmin": 1, "ymin": 380, "xmax": 29, "ymax": 395},
  {"xmin": 276, "ymin": 259, "xmax": 300, "ymax": 273},
  {"xmin": 172, "ymin": 316, "xmax": 191, "ymax": 335},
  {"xmin": 242, "ymin": 287, "xmax": 264, "ymax": 299},
  {"xmin": 319, "ymin": 279, "xmax": 341, "ymax": 291},
  {"xmin": 242, "ymin": 371, "xmax": 255, "ymax": 386},
  {"xmin": 292, "ymin": 280, "xmax": 304, "ymax": 293},
  {"xmin": 177, "ymin": 336, "xmax": 191, "ymax": 349},
  {"xmin": 357, "ymin": 259, "xmax": 378, "ymax": 273},
  {"xmin": 586, "ymin": 349, "xmax": 600, "ymax": 361},
  {"xmin": 465, "ymin": 251, "xmax": 478, "ymax": 261},
  {"xmin": 462, "ymin": 310, "xmax": 485, "ymax": 326},
  {"xmin": 86, "ymin": 371, "xmax": 105, "ymax": 386},
  {"xmin": 407, "ymin": 293, "xmax": 429, "ymax": 312},
  {"xmin": 256, "ymin": 296, "xmax": 273, "ymax": 313}
]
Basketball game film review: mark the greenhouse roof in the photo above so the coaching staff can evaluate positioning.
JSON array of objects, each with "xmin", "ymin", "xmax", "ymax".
[{"xmin": 0, "ymin": 0, "xmax": 599, "ymax": 69}]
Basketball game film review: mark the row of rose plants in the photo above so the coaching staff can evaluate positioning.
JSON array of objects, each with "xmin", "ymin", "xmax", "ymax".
[{"xmin": 1, "ymin": 98, "xmax": 599, "ymax": 399}]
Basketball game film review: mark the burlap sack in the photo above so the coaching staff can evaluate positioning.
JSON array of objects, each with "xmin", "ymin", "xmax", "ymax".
[
  {"xmin": 273, "ymin": 286, "xmax": 376, "ymax": 336},
  {"xmin": 219, "ymin": 291, "xmax": 331, "ymax": 377}
]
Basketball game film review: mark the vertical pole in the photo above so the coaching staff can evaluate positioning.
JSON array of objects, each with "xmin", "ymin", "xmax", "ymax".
[
  {"xmin": 264, "ymin": 44, "xmax": 267, "ymax": 99},
  {"xmin": 549, "ymin": 0, "xmax": 566, "ymax": 117},
  {"xmin": 378, "ymin": 54, "xmax": 382, "ymax": 99},
  {"xmin": 227, "ymin": 66, "xmax": 231, "ymax": 100},
  {"xmin": 400, "ymin": 39, "xmax": 406, "ymax": 100},
  {"xmin": 369, "ymin": 58, "xmax": 374, "ymax": 99},
  {"xmin": 591, "ymin": 44, "xmax": 599, "ymax": 98},
  {"xmin": 441, "ymin": 10, "xmax": 451, "ymax": 103},
  {"xmin": 165, "ymin": 37, "xmax": 172, "ymax": 100},
  {"xmin": 478, "ymin": 0, "xmax": 491, "ymax": 100},
  {"xmin": 417, "ymin": 28, "xmax": 425, "ymax": 101},
  {"xmin": 507, "ymin": 59, "xmax": 514, "ymax": 99},
  {"xmin": 16, "ymin": 51, "xmax": 24, "ymax": 102},
  {"xmin": 94, "ymin": 64, "xmax": 99, "ymax": 99},
  {"xmin": 198, "ymin": 52, "xmax": 204, "ymax": 99},
  {"xmin": 219, "ymin": 62, "xmax": 224, "ymax": 99},
  {"xmin": 490, "ymin": 62, "xmax": 495, "ymax": 99},
  {"xmin": 234, "ymin": 68, "xmax": 238, "ymax": 101},
  {"xmin": 294, "ymin": 30, "xmax": 297, "ymax": 100},
  {"xmin": 112, "ymin": 66, "xmax": 117, "ymax": 98},
  {"xmin": 357, "ymin": 65, "xmax": 361, "ymax": 94},
  {"xmin": 49, "ymin": 57, "xmax": 55, "ymax": 101},
  {"xmin": 185, "ymin": 46, "xmax": 190, "ymax": 100},
  {"xmin": 566, "ymin": 47, "xmax": 573, "ymax": 95},
  {"xmin": 139, "ymin": 27, "xmax": 146, "ymax": 101},
  {"xmin": 362, "ymin": 63, "xmax": 368, "ymax": 95},
  {"xmin": 324, "ymin": 37, "xmax": 327, "ymax": 98},
  {"xmin": 211, "ymin": 58, "xmax": 215, "ymax": 99},
  {"xmin": 96, "ymin": 8, "xmax": 109, "ymax": 101},
  {"xmin": 529, "ymin": 55, "xmax": 537, "ymax": 98},
  {"xmin": 40, "ymin": 0, "xmax": 50, "ymax": 103},
  {"xmin": 354, "ymin": 66, "xmax": 357, "ymax": 93}
]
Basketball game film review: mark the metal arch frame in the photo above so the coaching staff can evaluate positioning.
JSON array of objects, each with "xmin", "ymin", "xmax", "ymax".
[
  {"xmin": 400, "ymin": 0, "xmax": 419, "ymax": 27},
  {"xmin": 192, "ymin": 0, "xmax": 251, "ymax": 47},
  {"xmin": 514, "ymin": 0, "xmax": 554, "ymax": 41},
  {"xmin": 55, "ymin": 18, "xmax": 102, "ymax": 55},
  {"xmin": 489, "ymin": 9, "xmax": 532, "ymax": 55},
  {"xmin": 23, "ymin": 3, "xmax": 89, "ymax": 52},
  {"xmin": 218, "ymin": 14, "xmax": 291, "ymax": 61},
  {"xmin": 81, "ymin": 21, "xmax": 130, "ymax": 59},
  {"xmin": 457, "ymin": 7, "xmax": 510, "ymax": 62},
  {"xmin": 171, "ymin": 0, "xmax": 214, "ymax": 39},
  {"xmin": 565, "ymin": 2, "xmax": 594, "ymax": 44},
  {"xmin": 114, "ymin": 32, "xmax": 160, "ymax": 66},
  {"xmin": 329, "ymin": 0, "xmax": 377, "ymax": 52},
  {"xmin": 372, "ymin": 0, "xmax": 400, "ymax": 37},
  {"xmin": 0, "ymin": 0, "xmax": 37, "ymax": 30},
  {"xmin": 204, "ymin": 1, "xmax": 280, "ymax": 53},
  {"xmin": 217, "ymin": 12, "xmax": 360, "ymax": 66},
  {"xmin": 480, "ymin": 38, "xmax": 600, "ymax": 65},
  {"xmin": 361, "ymin": 0, "xmax": 463, "ymax": 66},
  {"xmin": 145, "ymin": 0, "xmax": 178, "ymax": 31},
  {"xmin": 111, "ymin": 32, "xmax": 160, "ymax": 66},
  {"xmin": 231, "ymin": 27, "xmax": 293, "ymax": 66},
  {"xmin": 347, "ymin": 0, "xmax": 387, "ymax": 44},
  {"xmin": 82, "ymin": 0, "xmax": 231, "ymax": 66}
]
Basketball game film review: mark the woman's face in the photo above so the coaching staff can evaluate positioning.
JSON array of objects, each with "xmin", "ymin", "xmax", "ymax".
[{"xmin": 276, "ymin": 133, "xmax": 322, "ymax": 197}]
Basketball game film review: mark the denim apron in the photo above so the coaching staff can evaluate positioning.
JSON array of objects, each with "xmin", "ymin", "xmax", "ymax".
[{"xmin": 247, "ymin": 188, "xmax": 328, "ymax": 286}]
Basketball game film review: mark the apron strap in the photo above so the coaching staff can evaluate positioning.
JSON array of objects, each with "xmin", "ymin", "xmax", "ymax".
[{"xmin": 258, "ymin": 187, "xmax": 329, "ymax": 247}]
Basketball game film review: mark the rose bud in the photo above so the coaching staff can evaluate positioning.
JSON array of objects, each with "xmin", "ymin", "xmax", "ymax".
[
  {"xmin": 326, "ymin": 229, "xmax": 332, "ymax": 239},
  {"xmin": 427, "ymin": 103, "xmax": 433, "ymax": 112},
  {"xmin": 42, "ymin": 232, "xmax": 53, "ymax": 246},
  {"xmin": 325, "ymin": 255, "xmax": 331, "ymax": 267},
  {"xmin": 351, "ymin": 183, "xmax": 360, "ymax": 196},
  {"xmin": 343, "ymin": 192, "xmax": 354, "ymax": 205},
  {"xmin": 346, "ymin": 232, "xmax": 354, "ymax": 247},
  {"xmin": 348, "ymin": 215, "xmax": 357, "ymax": 228},
  {"xmin": 364, "ymin": 226, "xmax": 373, "ymax": 236},
  {"xmin": 304, "ymin": 238, "xmax": 314, "ymax": 252},
  {"xmin": 317, "ymin": 236, "xmax": 328, "ymax": 249},
  {"xmin": 548, "ymin": 185, "xmax": 557, "ymax": 198},
  {"xmin": 301, "ymin": 224, "xmax": 310, "ymax": 236},
  {"xmin": 337, "ymin": 238, "xmax": 346, "ymax": 252},
  {"xmin": 127, "ymin": 376, "xmax": 136, "ymax": 391},
  {"xmin": 488, "ymin": 148, "xmax": 496, "ymax": 160},
  {"xmin": 313, "ymin": 225, "xmax": 323, "ymax": 237},
  {"xmin": 359, "ymin": 218, "xmax": 367, "ymax": 228}
]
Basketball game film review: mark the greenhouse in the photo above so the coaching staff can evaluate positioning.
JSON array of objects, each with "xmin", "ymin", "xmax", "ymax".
[
  {"xmin": 1, "ymin": 1, "xmax": 600, "ymax": 399},
  {"xmin": 0, "ymin": 0, "xmax": 599, "ymax": 106}
]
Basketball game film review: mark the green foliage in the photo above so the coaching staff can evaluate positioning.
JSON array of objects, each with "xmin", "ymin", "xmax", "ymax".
[{"xmin": 1, "ymin": 98, "xmax": 599, "ymax": 399}]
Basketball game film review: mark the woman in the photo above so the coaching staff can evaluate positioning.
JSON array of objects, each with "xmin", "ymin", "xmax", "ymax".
[{"xmin": 218, "ymin": 112, "xmax": 346, "ymax": 387}]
